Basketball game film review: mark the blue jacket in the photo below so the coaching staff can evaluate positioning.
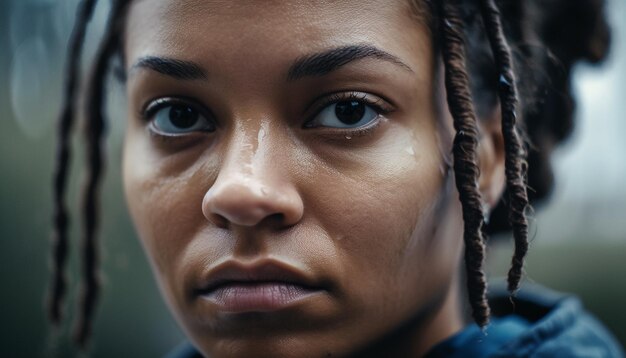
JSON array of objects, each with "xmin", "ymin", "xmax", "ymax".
[
  {"xmin": 167, "ymin": 285, "xmax": 624, "ymax": 357},
  {"xmin": 426, "ymin": 284, "xmax": 624, "ymax": 357}
]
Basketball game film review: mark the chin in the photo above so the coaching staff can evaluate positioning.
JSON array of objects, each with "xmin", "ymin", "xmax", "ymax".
[{"xmin": 190, "ymin": 333, "xmax": 353, "ymax": 358}]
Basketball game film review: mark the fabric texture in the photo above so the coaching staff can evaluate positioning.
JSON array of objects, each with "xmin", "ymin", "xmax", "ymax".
[{"xmin": 425, "ymin": 284, "xmax": 624, "ymax": 358}]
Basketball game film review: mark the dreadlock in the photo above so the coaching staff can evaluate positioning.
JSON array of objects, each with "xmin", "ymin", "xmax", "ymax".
[
  {"xmin": 438, "ymin": 0, "xmax": 491, "ymax": 327},
  {"xmin": 75, "ymin": 0, "xmax": 130, "ymax": 347},
  {"xmin": 49, "ymin": 0, "xmax": 98, "ymax": 327},
  {"xmin": 478, "ymin": 0, "xmax": 530, "ymax": 295},
  {"xmin": 49, "ymin": 0, "xmax": 130, "ymax": 348},
  {"xmin": 436, "ymin": 0, "xmax": 533, "ymax": 327},
  {"xmin": 51, "ymin": 0, "xmax": 610, "ymax": 347}
]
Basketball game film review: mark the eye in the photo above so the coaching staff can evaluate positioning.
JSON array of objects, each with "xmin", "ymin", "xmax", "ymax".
[
  {"xmin": 306, "ymin": 94, "xmax": 387, "ymax": 129},
  {"xmin": 144, "ymin": 98, "xmax": 216, "ymax": 134}
]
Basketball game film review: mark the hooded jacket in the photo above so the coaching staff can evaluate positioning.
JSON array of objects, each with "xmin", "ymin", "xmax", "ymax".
[{"xmin": 425, "ymin": 284, "xmax": 624, "ymax": 357}]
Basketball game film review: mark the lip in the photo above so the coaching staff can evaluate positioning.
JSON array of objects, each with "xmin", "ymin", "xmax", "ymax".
[{"xmin": 194, "ymin": 260, "xmax": 326, "ymax": 313}]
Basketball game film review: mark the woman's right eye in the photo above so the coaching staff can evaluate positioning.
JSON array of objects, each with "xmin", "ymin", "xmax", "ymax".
[{"xmin": 144, "ymin": 99, "xmax": 216, "ymax": 135}]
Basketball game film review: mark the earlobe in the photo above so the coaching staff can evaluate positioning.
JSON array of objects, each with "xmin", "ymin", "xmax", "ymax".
[{"xmin": 477, "ymin": 108, "xmax": 506, "ymax": 210}]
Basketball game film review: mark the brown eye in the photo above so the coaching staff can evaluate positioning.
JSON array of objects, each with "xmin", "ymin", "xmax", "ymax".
[
  {"xmin": 169, "ymin": 104, "xmax": 199, "ymax": 129},
  {"xmin": 145, "ymin": 99, "xmax": 216, "ymax": 134},
  {"xmin": 335, "ymin": 101, "xmax": 366, "ymax": 125},
  {"xmin": 307, "ymin": 99, "xmax": 378, "ymax": 129}
]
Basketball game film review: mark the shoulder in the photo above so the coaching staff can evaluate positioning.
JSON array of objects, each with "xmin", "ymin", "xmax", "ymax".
[
  {"xmin": 426, "ymin": 284, "xmax": 623, "ymax": 358},
  {"xmin": 491, "ymin": 284, "xmax": 624, "ymax": 358}
]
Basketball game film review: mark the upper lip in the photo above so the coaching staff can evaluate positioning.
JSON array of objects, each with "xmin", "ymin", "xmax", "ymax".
[{"xmin": 194, "ymin": 259, "xmax": 323, "ymax": 296}]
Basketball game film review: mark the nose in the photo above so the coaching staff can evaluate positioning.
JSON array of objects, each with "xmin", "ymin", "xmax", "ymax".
[
  {"xmin": 201, "ymin": 138, "xmax": 304, "ymax": 229},
  {"xmin": 202, "ymin": 179, "xmax": 303, "ymax": 228}
]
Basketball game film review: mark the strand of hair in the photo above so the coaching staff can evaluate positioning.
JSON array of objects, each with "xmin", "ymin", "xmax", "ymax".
[
  {"xmin": 74, "ymin": 0, "xmax": 130, "ymax": 348},
  {"xmin": 49, "ymin": 0, "xmax": 98, "ymax": 326},
  {"xmin": 439, "ymin": 0, "xmax": 490, "ymax": 328},
  {"xmin": 479, "ymin": 0, "xmax": 531, "ymax": 296}
]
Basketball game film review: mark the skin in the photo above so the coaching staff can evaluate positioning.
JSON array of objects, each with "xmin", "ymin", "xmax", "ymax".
[{"xmin": 122, "ymin": 0, "xmax": 505, "ymax": 357}]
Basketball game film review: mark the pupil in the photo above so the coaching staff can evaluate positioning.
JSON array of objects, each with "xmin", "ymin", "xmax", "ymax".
[
  {"xmin": 335, "ymin": 101, "xmax": 365, "ymax": 125},
  {"xmin": 169, "ymin": 105, "xmax": 198, "ymax": 128}
]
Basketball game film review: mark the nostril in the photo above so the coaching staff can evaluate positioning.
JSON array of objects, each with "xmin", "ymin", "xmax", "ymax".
[
  {"xmin": 209, "ymin": 213, "xmax": 229, "ymax": 229},
  {"xmin": 266, "ymin": 213, "xmax": 286, "ymax": 227},
  {"xmin": 202, "ymin": 178, "xmax": 304, "ymax": 228}
]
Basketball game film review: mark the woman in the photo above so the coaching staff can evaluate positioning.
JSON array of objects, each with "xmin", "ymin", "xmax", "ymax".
[{"xmin": 50, "ymin": 0, "xmax": 622, "ymax": 356}]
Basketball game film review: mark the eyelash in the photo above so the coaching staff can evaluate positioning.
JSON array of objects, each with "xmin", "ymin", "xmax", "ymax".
[
  {"xmin": 309, "ymin": 91, "xmax": 393, "ymax": 117},
  {"xmin": 140, "ymin": 96, "xmax": 209, "ymax": 122},
  {"xmin": 305, "ymin": 91, "xmax": 394, "ymax": 137},
  {"xmin": 139, "ymin": 91, "xmax": 394, "ymax": 138}
]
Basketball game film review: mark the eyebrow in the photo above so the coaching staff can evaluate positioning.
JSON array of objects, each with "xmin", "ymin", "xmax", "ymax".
[
  {"xmin": 287, "ymin": 44, "xmax": 413, "ymax": 81},
  {"xmin": 130, "ymin": 44, "xmax": 410, "ymax": 82},
  {"xmin": 130, "ymin": 56, "xmax": 208, "ymax": 80}
]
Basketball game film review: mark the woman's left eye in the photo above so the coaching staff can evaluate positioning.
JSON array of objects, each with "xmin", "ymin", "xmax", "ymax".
[{"xmin": 306, "ymin": 99, "xmax": 380, "ymax": 129}]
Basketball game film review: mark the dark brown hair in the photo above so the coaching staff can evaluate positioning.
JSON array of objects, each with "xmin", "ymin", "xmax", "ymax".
[{"xmin": 49, "ymin": 0, "xmax": 610, "ymax": 347}]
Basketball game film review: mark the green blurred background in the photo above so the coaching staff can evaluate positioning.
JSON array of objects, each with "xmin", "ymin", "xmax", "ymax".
[{"xmin": 1, "ymin": 0, "xmax": 625, "ymax": 357}]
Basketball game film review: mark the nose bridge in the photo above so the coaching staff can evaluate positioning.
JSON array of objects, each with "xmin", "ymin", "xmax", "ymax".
[
  {"xmin": 202, "ymin": 118, "xmax": 303, "ymax": 228},
  {"xmin": 224, "ymin": 118, "xmax": 272, "ymax": 181}
]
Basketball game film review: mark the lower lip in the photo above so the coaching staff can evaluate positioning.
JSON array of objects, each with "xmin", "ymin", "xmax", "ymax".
[{"xmin": 201, "ymin": 282, "xmax": 320, "ymax": 313}]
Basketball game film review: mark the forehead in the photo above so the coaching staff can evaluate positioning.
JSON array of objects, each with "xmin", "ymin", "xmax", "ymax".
[{"xmin": 124, "ymin": 0, "xmax": 431, "ymax": 72}]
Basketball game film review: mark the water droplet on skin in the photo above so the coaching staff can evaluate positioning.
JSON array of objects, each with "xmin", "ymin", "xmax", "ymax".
[
  {"xmin": 345, "ymin": 135, "xmax": 352, "ymax": 140},
  {"xmin": 258, "ymin": 128, "xmax": 266, "ymax": 142},
  {"xmin": 404, "ymin": 146, "xmax": 415, "ymax": 156}
]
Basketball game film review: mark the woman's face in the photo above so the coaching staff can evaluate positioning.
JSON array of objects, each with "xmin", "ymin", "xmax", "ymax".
[{"xmin": 123, "ymin": 0, "xmax": 467, "ymax": 356}]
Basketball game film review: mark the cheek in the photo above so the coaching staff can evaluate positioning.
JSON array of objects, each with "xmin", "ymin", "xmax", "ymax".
[
  {"xmin": 315, "ymin": 126, "xmax": 444, "ymax": 251},
  {"xmin": 122, "ymin": 127, "xmax": 212, "ymax": 284},
  {"xmin": 307, "ymin": 124, "xmax": 458, "ymax": 305}
]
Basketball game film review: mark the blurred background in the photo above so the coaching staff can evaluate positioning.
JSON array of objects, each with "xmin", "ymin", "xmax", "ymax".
[{"xmin": 0, "ymin": 0, "xmax": 624, "ymax": 357}]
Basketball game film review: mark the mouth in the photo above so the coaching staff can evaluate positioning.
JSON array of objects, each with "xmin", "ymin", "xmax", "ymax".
[{"xmin": 194, "ymin": 260, "xmax": 327, "ymax": 314}]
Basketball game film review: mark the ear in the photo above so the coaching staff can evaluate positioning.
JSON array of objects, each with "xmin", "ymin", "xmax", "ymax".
[{"xmin": 477, "ymin": 107, "xmax": 506, "ymax": 209}]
